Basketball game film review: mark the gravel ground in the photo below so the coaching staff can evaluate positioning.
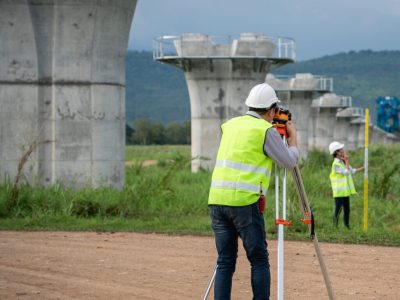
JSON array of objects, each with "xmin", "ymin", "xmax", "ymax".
[{"xmin": 0, "ymin": 231, "xmax": 398, "ymax": 299}]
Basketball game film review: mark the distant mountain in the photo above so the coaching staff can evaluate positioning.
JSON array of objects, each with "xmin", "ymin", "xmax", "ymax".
[
  {"xmin": 125, "ymin": 51, "xmax": 189, "ymax": 125},
  {"xmin": 125, "ymin": 50, "xmax": 400, "ymax": 125}
]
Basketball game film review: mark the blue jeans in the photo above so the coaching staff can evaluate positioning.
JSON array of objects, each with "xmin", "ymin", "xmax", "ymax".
[{"xmin": 210, "ymin": 202, "xmax": 270, "ymax": 300}]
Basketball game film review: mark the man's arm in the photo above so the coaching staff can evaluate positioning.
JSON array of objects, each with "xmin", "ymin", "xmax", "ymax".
[
  {"xmin": 264, "ymin": 127, "xmax": 299, "ymax": 169},
  {"xmin": 334, "ymin": 163, "xmax": 351, "ymax": 175}
]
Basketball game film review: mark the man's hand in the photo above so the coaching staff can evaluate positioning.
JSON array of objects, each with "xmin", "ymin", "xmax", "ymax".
[
  {"xmin": 286, "ymin": 122, "xmax": 297, "ymax": 147},
  {"xmin": 357, "ymin": 166, "xmax": 365, "ymax": 172},
  {"xmin": 343, "ymin": 152, "xmax": 349, "ymax": 163},
  {"xmin": 338, "ymin": 150, "xmax": 350, "ymax": 167}
]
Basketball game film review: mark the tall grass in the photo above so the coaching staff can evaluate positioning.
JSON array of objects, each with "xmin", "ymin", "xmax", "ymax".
[{"xmin": 0, "ymin": 144, "xmax": 399, "ymax": 245}]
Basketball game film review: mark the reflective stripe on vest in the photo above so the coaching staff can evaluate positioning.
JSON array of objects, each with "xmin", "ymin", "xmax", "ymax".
[
  {"xmin": 208, "ymin": 115, "xmax": 273, "ymax": 206},
  {"xmin": 211, "ymin": 180, "xmax": 260, "ymax": 194},
  {"xmin": 215, "ymin": 160, "xmax": 272, "ymax": 177},
  {"xmin": 329, "ymin": 160, "xmax": 356, "ymax": 197}
]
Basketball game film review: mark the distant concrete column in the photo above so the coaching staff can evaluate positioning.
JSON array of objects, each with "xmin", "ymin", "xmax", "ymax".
[
  {"xmin": 334, "ymin": 107, "xmax": 363, "ymax": 148},
  {"xmin": 0, "ymin": 0, "xmax": 137, "ymax": 188},
  {"xmin": 266, "ymin": 73, "xmax": 333, "ymax": 158},
  {"xmin": 309, "ymin": 93, "xmax": 352, "ymax": 150},
  {"xmin": 348, "ymin": 117, "xmax": 364, "ymax": 150},
  {"xmin": 154, "ymin": 33, "xmax": 296, "ymax": 171}
]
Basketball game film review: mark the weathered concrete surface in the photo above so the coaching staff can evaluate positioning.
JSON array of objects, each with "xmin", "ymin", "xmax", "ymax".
[
  {"xmin": 309, "ymin": 93, "xmax": 352, "ymax": 150},
  {"xmin": 333, "ymin": 107, "xmax": 363, "ymax": 149},
  {"xmin": 184, "ymin": 58, "xmax": 266, "ymax": 171},
  {"xmin": 0, "ymin": 0, "xmax": 137, "ymax": 188},
  {"xmin": 347, "ymin": 117, "xmax": 364, "ymax": 150}
]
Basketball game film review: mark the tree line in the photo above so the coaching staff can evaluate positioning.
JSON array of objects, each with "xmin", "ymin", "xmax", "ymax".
[
  {"xmin": 125, "ymin": 50, "xmax": 400, "ymax": 125},
  {"xmin": 127, "ymin": 119, "xmax": 191, "ymax": 145}
]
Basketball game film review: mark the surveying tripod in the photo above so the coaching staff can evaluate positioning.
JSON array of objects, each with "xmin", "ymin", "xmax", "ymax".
[{"xmin": 202, "ymin": 107, "xmax": 335, "ymax": 300}]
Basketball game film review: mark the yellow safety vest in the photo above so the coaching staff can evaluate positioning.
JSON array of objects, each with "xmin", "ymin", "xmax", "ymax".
[
  {"xmin": 329, "ymin": 159, "xmax": 356, "ymax": 197},
  {"xmin": 208, "ymin": 115, "xmax": 273, "ymax": 206}
]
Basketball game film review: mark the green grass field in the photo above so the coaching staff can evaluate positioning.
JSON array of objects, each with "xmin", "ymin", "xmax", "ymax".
[{"xmin": 0, "ymin": 144, "xmax": 399, "ymax": 246}]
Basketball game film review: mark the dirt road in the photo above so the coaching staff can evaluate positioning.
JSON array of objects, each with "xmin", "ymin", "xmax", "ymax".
[{"xmin": 0, "ymin": 231, "xmax": 398, "ymax": 299}]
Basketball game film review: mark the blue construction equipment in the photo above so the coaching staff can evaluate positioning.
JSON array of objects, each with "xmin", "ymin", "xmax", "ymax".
[{"xmin": 376, "ymin": 96, "xmax": 400, "ymax": 133}]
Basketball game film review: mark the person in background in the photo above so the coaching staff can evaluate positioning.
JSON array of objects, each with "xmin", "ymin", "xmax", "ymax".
[
  {"xmin": 328, "ymin": 141, "xmax": 364, "ymax": 229},
  {"xmin": 208, "ymin": 83, "xmax": 299, "ymax": 300}
]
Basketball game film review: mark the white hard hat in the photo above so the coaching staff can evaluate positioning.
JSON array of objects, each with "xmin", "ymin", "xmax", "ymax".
[
  {"xmin": 329, "ymin": 141, "xmax": 344, "ymax": 155},
  {"xmin": 245, "ymin": 83, "xmax": 280, "ymax": 109}
]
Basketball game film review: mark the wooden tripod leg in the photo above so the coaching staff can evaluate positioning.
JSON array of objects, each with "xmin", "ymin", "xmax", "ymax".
[{"xmin": 291, "ymin": 166, "xmax": 336, "ymax": 300}]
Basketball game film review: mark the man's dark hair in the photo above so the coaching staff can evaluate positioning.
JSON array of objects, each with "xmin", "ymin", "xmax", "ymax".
[
  {"xmin": 249, "ymin": 107, "xmax": 267, "ymax": 112},
  {"xmin": 249, "ymin": 102, "xmax": 278, "ymax": 113}
]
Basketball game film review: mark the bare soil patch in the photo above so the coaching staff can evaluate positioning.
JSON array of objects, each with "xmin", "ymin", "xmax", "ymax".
[{"xmin": 0, "ymin": 231, "xmax": 398, "ymax": 299}]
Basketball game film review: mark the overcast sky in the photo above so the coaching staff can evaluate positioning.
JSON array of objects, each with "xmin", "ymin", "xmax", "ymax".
[{"xmin": 128, "ymin": 0, "xmax": 400, "ymax": 61}]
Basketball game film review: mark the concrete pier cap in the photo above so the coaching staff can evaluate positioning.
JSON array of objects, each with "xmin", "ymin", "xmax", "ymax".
[
  {"xmin": 154, "ymin": 33, "xmax": 296, "ymax": 172},
  {"xmin": 0, "ymin": 0, "xmax": 137, "ymax": 188},
  {"xmin": 266, "ymin": 73, "xmax": 333, "ymax": 158},
  {"xmin": 309, "ymin": 93, "xmax": 352, "ymax": 150}
]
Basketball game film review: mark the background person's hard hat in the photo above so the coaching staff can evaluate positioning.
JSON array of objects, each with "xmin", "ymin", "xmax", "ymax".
[
  {"xmin": 329, "ymin": 141, "xmax": 345, "ymax": 155},
  {"xmin": 245, "ymin": 83, "xmax": 280, "ymax": 109}
]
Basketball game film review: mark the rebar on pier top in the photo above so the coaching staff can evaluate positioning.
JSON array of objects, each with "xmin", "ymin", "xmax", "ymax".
[{"xmin": 154, "ymin": 33, "xmax": 296, "ymax": 171}]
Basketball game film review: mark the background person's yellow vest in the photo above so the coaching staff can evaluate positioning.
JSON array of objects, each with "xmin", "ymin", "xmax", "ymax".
[
  {"xmin": 208, "ymin": 115, "xmax": 273, "ymax": 206},
  {"xmin": 329, "ymin": 160, "xmax": 356, "ymax": 197}
]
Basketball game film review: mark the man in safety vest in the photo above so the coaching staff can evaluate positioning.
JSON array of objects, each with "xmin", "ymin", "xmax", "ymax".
[
  {"xmin": 208, "ymin": 83, "xmax": 299, "ymax": 300},
  {"xmin": 329, "ymin": 141, "xmax": 364, "ymax": 229}
]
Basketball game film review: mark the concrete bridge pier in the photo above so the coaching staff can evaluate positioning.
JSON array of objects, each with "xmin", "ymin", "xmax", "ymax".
[
  {"xmin": 184, "ymin": 58, "xmax": 271, "ymax": 171},
  {"xmin": 333, "ymin": 107, "xmax": 363, "ymax": 148},
  {"xmin": 0, "ymin": 0, "xmax": 137, "ymax": 188},
  {"xmin": 309, "ymin": 93, "xmax": 352, "ymax": 150},
  {"xmin": 154, "ymin": 33, "xmax": 295, "ymax": 171},
  {"xmin": 348, "ymin": 117, "xmax": 365, "ymax": 150}
]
